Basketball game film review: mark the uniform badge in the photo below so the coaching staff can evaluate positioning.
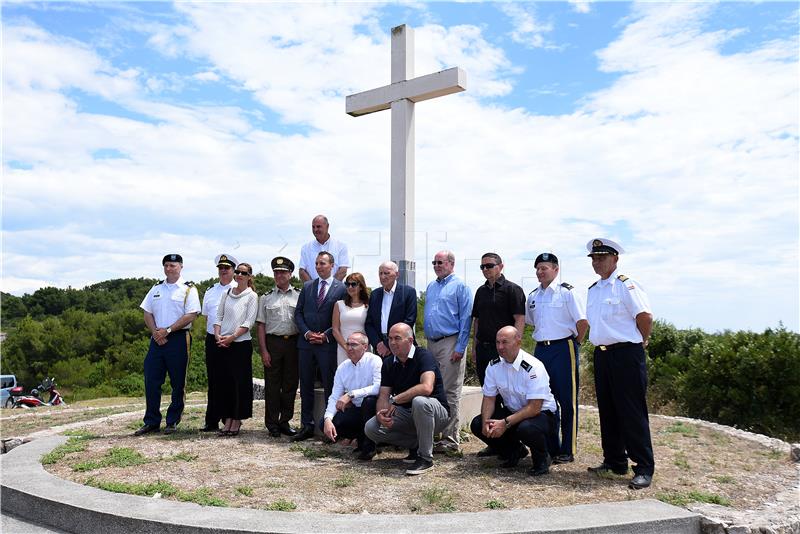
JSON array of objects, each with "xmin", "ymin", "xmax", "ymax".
[
  {"xmin": 593, "ymin": 239, "xmax": 603, "ymax": 247},
  {"xmin": 276, "ymin": 258, "xmax": 284, "ymax": 265},
  {"xmin": 220, "ymin": 255, "xmax": 228, "ymax": 262}
]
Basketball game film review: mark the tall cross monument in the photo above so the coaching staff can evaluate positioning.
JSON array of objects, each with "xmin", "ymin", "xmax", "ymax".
[{"xmin": 346, "ymin": 24, "xmax": 466, "ymax": 288}]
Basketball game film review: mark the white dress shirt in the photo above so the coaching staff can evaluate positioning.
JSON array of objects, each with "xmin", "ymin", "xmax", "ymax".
[
  {"xmin": 380, "ymin": 281, "xmax": 397, "ymax": 334},
  {"xmin": 201, "ymin": 281, "xmax": 235, "ymax": 335},
  {"xmin": 587, "ymin": 269, "xmax": 651, "ymax": 346},
  {"xmin": 324, "ymin": 352, "xmax": 383, "ymax": 420},
  {"xmin": 140, "ymin": 277, "xmax": 201, "ymax": 329},
  {"xmin": 525, "ymin": 282, "xmax": 587, "ymax": 341},
  {"xmin": 483, "ymin": 349, "xmax": 556, "ymax": 413},
  {"xmin": 299, "ymin": 236, "xmax": 350, "ymax": 279}
]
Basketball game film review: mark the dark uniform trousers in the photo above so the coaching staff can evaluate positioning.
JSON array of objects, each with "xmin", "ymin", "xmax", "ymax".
[
  {"xmin": 318, "ymin": 395, "xmax": 378, "ymax": 452},
  {"xmin": 204, "ymin": 334, "xmax": 222, "ymax": 429},
  {"xmin": 144, "ymin": 330, "xmax": 190, "ymax": 427},
  {"xmin": 298, "ymin": 345, "xmax": 337, "ymax": 428},
  {"xmin": 264, "ymin": 334, "xmax": 299, "ymax": 431},
  {"xmin": 534, "ymin": 337, "xmax": 580, "ymax": 457},
  {"xmin": 593, "ymin": 342, "xmax": 655, "ymax": 476},
  {"xmin": 470, "ymin": 405, "xmax": 556, "ymax": 462}
]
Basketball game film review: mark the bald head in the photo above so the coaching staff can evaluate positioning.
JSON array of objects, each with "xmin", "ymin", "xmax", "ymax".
[
  {"xmin": 311, "ymin": 215, "xmax": 330, "ymax": 243},
  {"xmin": 496, "ymin": 326, "xmax": 522, "ymax": 362},
  {"xmin": 387, "ymin": 323, "xmax": 414, "ymax": 359}
]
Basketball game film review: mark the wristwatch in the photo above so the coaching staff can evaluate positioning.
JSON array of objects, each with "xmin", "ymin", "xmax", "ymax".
[
  {"xmin": 347, "ymin": 391, "xmax": 355, "ymax": 399},
  {"xmin": 166, "ymin": 327, "xmax": 172, "ymax": 335},
  {"xmin": 389, "ymin": 395, "xmax": 398, "ymax": 406}
]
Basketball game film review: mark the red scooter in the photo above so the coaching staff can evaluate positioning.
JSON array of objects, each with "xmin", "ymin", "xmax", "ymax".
[{"xmin": 10, "ymin": 377, "xmax": 66, "ymax": 408}]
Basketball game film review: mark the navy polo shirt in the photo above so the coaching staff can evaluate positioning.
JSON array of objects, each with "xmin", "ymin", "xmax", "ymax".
[{"xmin": 381, "ymin": 347, "xmax": 450, "ymax": 415}]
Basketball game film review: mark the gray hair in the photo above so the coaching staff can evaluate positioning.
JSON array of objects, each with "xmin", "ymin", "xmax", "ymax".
[{"xmin": 379, "ymin": 261, "xmax": 399, "ymax": 273}]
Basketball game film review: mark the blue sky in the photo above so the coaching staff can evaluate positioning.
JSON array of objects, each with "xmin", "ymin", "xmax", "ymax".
[{"xmin": 2, "ymin": 1, "xmax": 798, "ymax": 333}]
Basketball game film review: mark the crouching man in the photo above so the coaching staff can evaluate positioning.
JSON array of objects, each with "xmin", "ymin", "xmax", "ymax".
[
  {"xmin": 364, "ymin": 323, "xmax": 450, "ymax": 476},
  {"xmin": 321, "ymin": 332, "xmax": 382, "ymax": 461},
  {"xmin": 470, "ymin": 326, "xmax": 558, "ymax": 476}
]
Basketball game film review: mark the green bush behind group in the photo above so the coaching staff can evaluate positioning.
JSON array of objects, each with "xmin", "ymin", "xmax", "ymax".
[{"xmin": 1, "ymin": 277, "xmax": 798, "ymax": 441}]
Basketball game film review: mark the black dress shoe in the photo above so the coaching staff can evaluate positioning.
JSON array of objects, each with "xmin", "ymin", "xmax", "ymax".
[
  {"xmin": 163, "ymin": 423, "xmax": 178, "ymax": 435},
  {"xmin": 133, "ymin": 424, "xmax": 159, "ymax": 436},
  {"xmin": 629, "ymin": 474, "xmax": 652, "ymax": 489},
  {"xmin": 588, "ymin": 462, "xmax": 629, "ymax": 476},
  {"xmin": 279, "ymin": 425, "xmax": 297, "ymax": 437},
  {"xmin": 500, "ymin": 445, "xmax": 529, "ymax": 468},
  {"xmin": 268, "ymin": 428, "xmax": 281, "ymax": 438},
  {"xmin": 357, "ymin": 449, "xmax": 377, "ymax": 461},
  {"xmin": 529, "ymin": 453, "xmax": 552, "ymax": 476},
  {"xmin": 552, "ymin": 454, "xmax": 575, "ymax": 464},
  {"xmin": 199, "ymin": 425, "xmax": 219, "ymax": 433},
  {"xmin": 477, "ymin": 446, "xmax": 499, "ymax": 458},
  {"xmin": 290, "ymin": 426, "xmax": 314, "ymax": 442}
]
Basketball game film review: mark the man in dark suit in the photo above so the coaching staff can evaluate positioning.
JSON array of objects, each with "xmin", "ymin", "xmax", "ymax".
[
  {"xmin": 292, "ymin": 251, "xmax": 346, "ymax": 441},
  {"xmin": 364, "ymin": 261, "xmax": 418, "ymax": 357}
]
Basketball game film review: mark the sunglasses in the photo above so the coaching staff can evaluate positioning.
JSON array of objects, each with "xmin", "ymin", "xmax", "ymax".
[
  {"xmin": 218, "ymin": 265, "xmax": 232, "ymax": 270},
  {"xmin": 234, "ymin": 270, "xmax": 251, "ymax": 276},
  {"xmin": 479, "ymin": 263, "xmax": 498, "ymax": 270},
  {"xmin": 431, "ymin": 260, "xmax": 448, "ymax": 266},
  {"xmin": 344, "ymin": 282, "xmax": 359, "ymax": 288}
]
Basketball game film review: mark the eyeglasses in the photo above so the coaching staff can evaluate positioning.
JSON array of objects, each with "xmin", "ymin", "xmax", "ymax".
[
  {"xmin": 234, "ymin": 270, "xmax": 251, "ymax": 276},
  {"xmin": 346, "ymin": 342, "xmax": 365, "ymax": 348},
  {"xmin": 431, "ymin": 260, "xmax": 447, "ymax": 266},
  {"xmin": 479, "ymin": 263, "xmax": 498, "ymax": 270},
  {"xmin": 344, "ymin": 282, "xmax": 359, "ymax": 288}
]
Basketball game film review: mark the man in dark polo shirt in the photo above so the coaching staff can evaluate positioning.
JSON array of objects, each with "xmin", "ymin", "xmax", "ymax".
[
  {"xmin": 471, "ymin": 252, "xmax": 526, "ymax": 385},
  {"xmin": 364, "ymin": 323, "xmax": 450, "ymax": 476},
  {"xmin": 470, "ymin": 252, "xmax": 526, "ymax": 458}
]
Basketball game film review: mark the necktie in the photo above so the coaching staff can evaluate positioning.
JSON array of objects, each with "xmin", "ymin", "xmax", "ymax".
[{"xmin": 316, "ymin": 280, "xmax": 327, "ymax": 307}]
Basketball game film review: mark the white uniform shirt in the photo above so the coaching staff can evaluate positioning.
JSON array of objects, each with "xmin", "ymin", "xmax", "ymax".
[
  {"xmin": 299, "ymin": 236, "xmax": 350, "ymax": 279},
  {"xmin": 587, "ymin": 269, "xmax": 651, "ymax": 346},
  {"xmin": 483, "ymin": 349, "xmax": 557, "ymax": 413},
  {"xmin": 380, "ymin": 281, "xmax": 397, "ymax": 335},
  {"xmin": 324, "ymin": 352, "xmax": 383, "ymax": 420},
  {"xmin": 201, "ymin": 281, "xmax": 235, "ymax": 335},
  {"xmin": 525, "ymin": 282, "xmax": 587, "ymax": 341},
  {"xmin": 140, "ymin": 277, "xmax": 201, "ymax": 329}
]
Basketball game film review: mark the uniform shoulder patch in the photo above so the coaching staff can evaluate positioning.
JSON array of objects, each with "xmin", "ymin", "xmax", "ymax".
[
  {"xmin": 184, "ymin": 281, "xmax": 195, "ymax": 286},
  {"xmin": 520, "ymin": 360, "xmax": 532, "ymax": 372},
  {"xmin": 588, "ymin": 281, "xmax": 598, "ymax": 290},
  {"xmin": 617, "ymin": 275, "xmax": 629, "ymax": 282},
  {"xmin": 560, "ymin": 282, "xmax": 574, "ymax": 290},
  {"xmin": 155, "ymin": 280, "xmax": 164, "ymax": 286},
  {"xmin": 489, "ymin": 357, "xmax": 501, "ymax": 366},
  {"xmin": 528, "ymin": 288, "xmax": 538, "ymax": 295}
]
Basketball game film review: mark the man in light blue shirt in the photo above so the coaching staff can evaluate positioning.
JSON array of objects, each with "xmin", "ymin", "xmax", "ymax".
[{"xmin": 423, "ymin": 250, "xmax": 473, "ymax": 451}]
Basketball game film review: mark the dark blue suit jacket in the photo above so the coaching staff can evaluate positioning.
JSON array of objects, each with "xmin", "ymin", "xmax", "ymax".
[
  {"xmin": 365, "ymin": 283, "xmax": 418, "ymax": 351},
  {"xmin": 294, "ymin": 278, "xmax": 346, "ymax": 350}
]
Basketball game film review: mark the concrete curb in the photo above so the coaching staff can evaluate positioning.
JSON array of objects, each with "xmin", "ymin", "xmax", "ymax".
[{"xmin": 1, "ymin": 435, "xmax": 701, "ymax": 534}]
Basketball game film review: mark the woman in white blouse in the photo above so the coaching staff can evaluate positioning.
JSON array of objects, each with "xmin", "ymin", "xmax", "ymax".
[
  {"xmin": 332, "ymin": 272, "xmax": 369, "ymax": 366},
  {"xmin": 214, "ymin": 262, "xmax": 258, "ymax": 436}
]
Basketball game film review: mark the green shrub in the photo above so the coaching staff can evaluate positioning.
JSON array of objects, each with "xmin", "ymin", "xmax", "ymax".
[{"xmin": 676, "ymin": 326, "xmax": 800, "ymax": 441}]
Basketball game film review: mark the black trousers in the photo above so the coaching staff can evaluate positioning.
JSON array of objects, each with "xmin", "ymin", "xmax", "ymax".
[
  {"xmin": 593, "ymin": 342, "xmax": 655, "ymax": 476},
  {"xmin": 475, "ymin": 341, "xmax": 498, "ymax": 386},
  {"xmin": 470, "ymin": 405, "xmax": 555, "ymax": 461},
  {"xmin": 264, "ymin": 334, "xmax": 299, "ymax": 431},
  {"xmin": 204, "ymin": 334, "xmax": 222, "ymax": 428},
  {"xmin": 217, "ymin": 340, "xmax": 253, "ymax": 420},
  {"xmin": 319, "ymin": 395, "xmax": 378, "ymax": 452}
]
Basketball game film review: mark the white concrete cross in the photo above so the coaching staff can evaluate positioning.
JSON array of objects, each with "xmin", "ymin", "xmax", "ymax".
[{"xmin": 346, "ymin": 24, "xmax": 466, "ymax": 289}]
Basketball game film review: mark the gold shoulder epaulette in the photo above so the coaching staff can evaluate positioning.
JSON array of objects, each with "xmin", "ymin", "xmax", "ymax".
[
  {"xmin": 617, "ymin": 275, "xmax": 629, "ymax": 282},
  {"xmin": 155, "ymin": 280, "xmax": 163, "ymax": 285}
]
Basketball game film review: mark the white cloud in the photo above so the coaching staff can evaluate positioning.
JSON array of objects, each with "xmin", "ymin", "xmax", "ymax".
[
  {"xmin": 2, "ymin": 4, "xmax": 797, "ymax": 332},
  {"xmin": 569, "ymin": 1, "xmax": 591, "ymax": 15},
  {"xmin": 499, "ymin": 2, "xmax": 555, "ymax": 49},
  {"xmin": 192, "ymin": 71, "xmax": 219, "ymax": 82}
]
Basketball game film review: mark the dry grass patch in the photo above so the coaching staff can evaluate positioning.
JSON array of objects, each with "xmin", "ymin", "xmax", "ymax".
[{"xmin": 36, "ymin": 402, "xmax": 796, "ymax": 515}]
